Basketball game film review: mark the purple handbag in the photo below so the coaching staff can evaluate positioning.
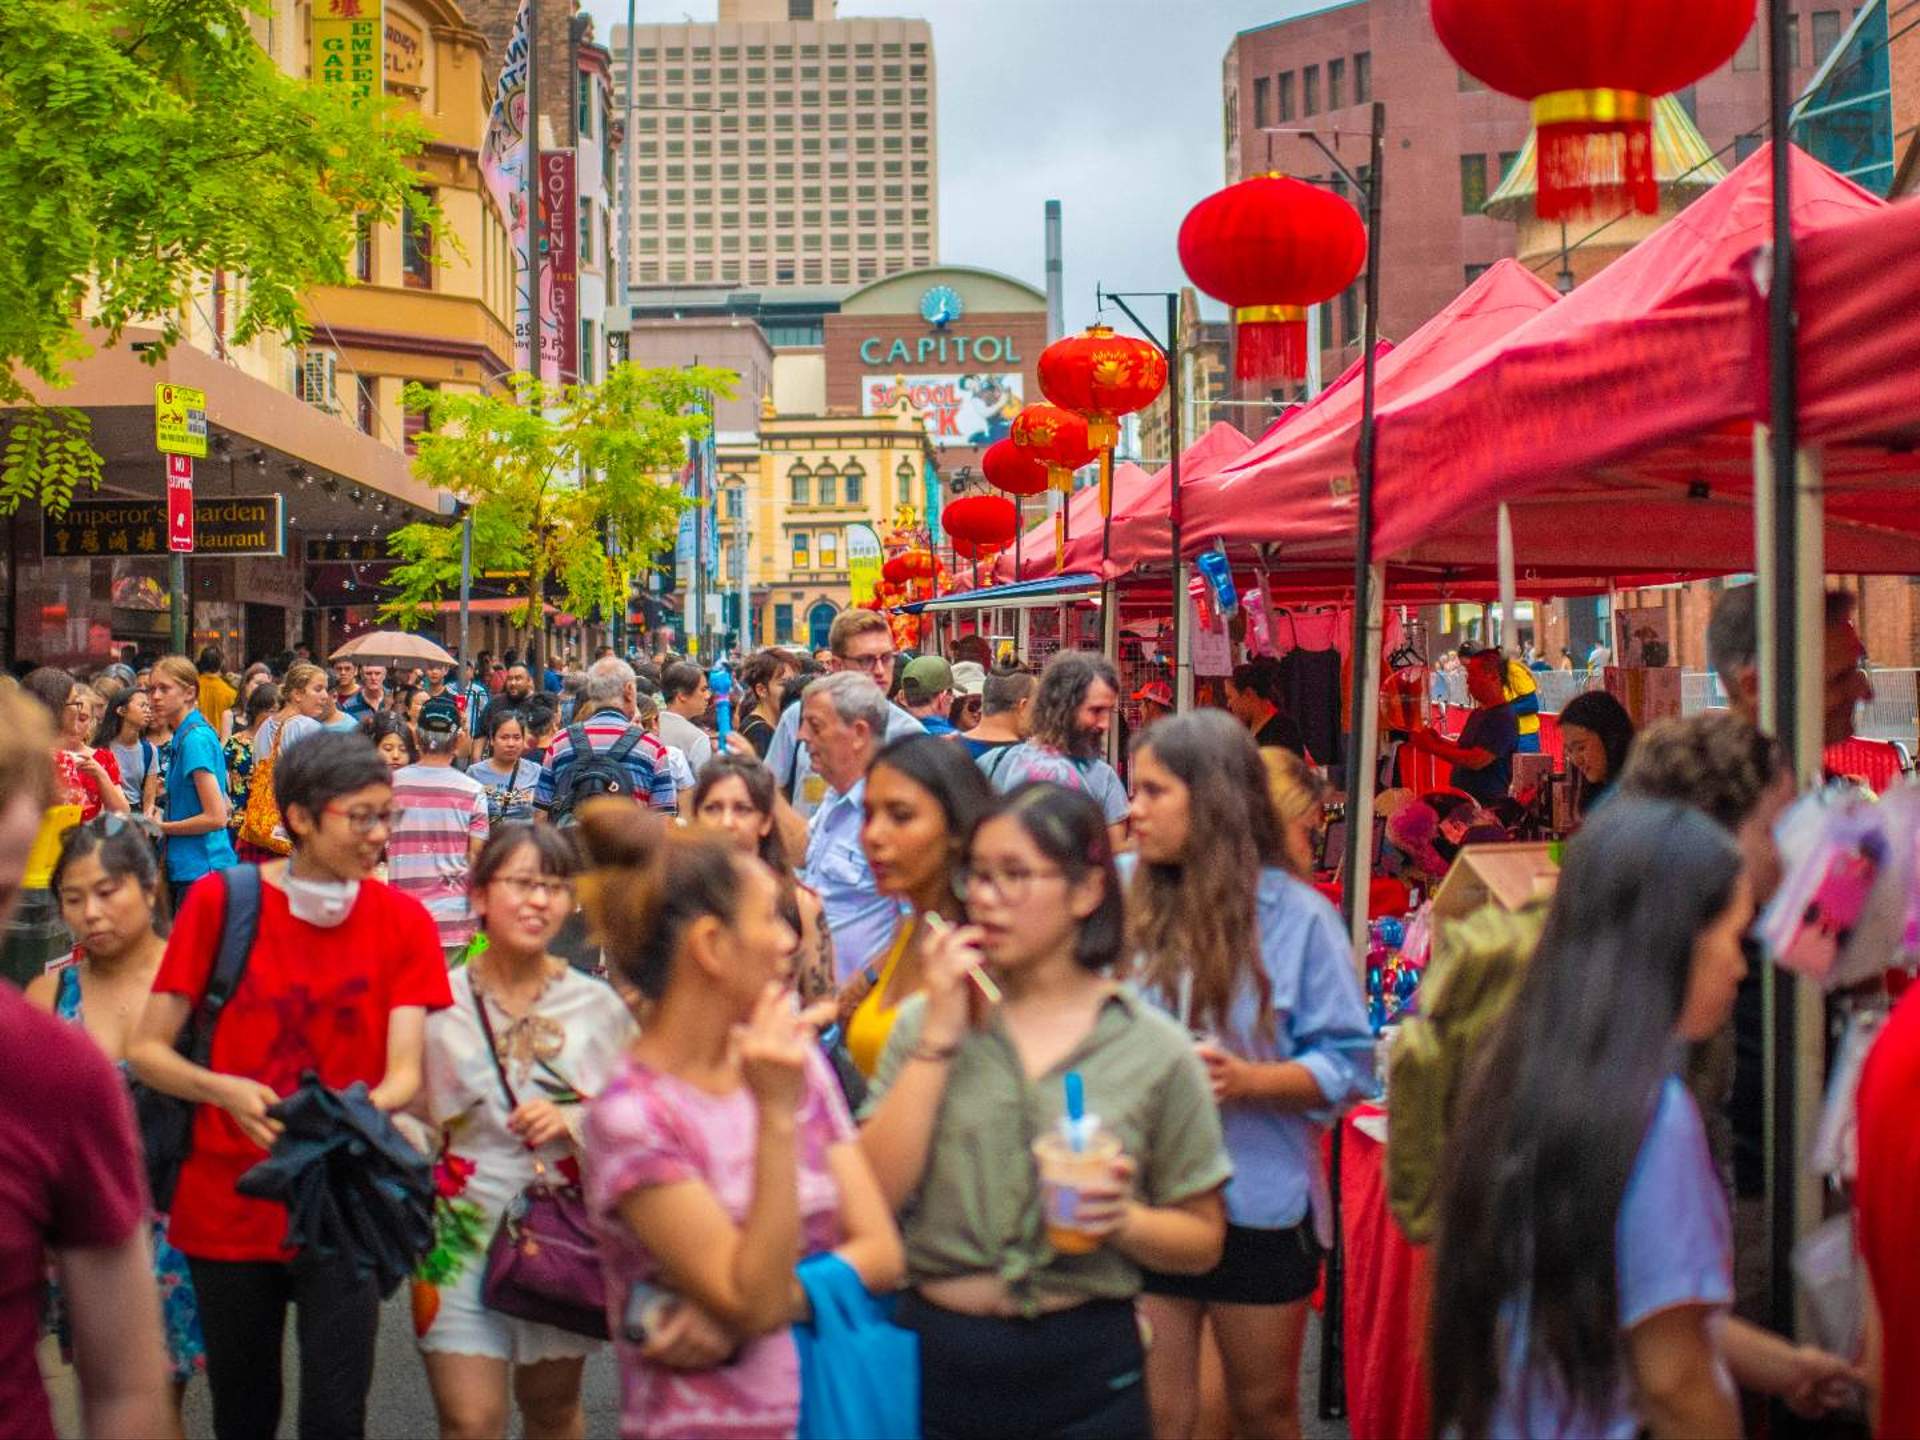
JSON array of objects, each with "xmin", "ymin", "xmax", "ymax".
[{"xmin": 471, "ymin": 983, "xmax": 610, "ymax": 1340}]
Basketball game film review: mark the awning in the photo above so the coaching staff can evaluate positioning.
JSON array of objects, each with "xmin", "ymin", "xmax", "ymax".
[{"xmin": 901, "ymin": 573, "xmax": 1103, "ymax": 614}]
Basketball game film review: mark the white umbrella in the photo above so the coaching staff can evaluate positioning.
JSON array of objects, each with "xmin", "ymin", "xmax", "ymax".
[{"xmin": 329, "ymin": 630, "xmax": 457, "ymax": 668}]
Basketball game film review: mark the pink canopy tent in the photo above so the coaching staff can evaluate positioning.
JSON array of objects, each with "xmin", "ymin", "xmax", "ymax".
[
  {"xmin": 1364, "ymin": 144, "xmax": 1920, "ymax": 574},
  {"xmin": 992, "ymin": 459, "xmax": 1150, "ymax": 583},
  {"xmin": 1182, "ymin": 259, "xmax": 1561, "ymax": 562}
]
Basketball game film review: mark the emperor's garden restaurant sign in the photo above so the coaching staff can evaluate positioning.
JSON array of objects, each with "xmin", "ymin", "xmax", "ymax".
[{"xmin": 44, "ymin": 498, "xmax": 286, "ymax": 559}]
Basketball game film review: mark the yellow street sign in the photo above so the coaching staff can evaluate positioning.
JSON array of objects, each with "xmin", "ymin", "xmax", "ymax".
[{"xmin": 154, "ymin": 383, "xmax": 208, "ymax": 458}]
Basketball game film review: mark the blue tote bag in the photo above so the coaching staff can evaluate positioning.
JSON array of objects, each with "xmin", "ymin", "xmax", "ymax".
[{"xmin": 793, "ymin": 1254, "xmax": 920, "ymax": 1440}]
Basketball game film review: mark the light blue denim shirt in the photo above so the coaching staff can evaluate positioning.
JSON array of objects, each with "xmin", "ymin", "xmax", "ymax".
[
  {"xmin": 766, "ymin": 700, "xmax": 924, "ymax": 819},
  {"xmin": 802, "ymin": 777, "xmax": 905, "ymax": 983},
  {"xmin": 1122, "ymin": 857, "xmax": 1377, "ymax": 1229}
]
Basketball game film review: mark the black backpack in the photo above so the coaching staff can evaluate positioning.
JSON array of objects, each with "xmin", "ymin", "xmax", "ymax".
[{"xmin": 550, "ymin": 722, "xmax": 646, "ymax": 823}]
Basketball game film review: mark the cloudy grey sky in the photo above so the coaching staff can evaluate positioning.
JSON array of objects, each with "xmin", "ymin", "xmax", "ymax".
[{"xmin": 580, "ymin": 0, "xmax": 1320, "ymax": 332}]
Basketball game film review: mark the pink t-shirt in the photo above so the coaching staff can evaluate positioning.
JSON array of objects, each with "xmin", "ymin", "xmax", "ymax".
[{"xmin": 584, "ymin": 1047, "xmax": 853, "ymax": 1440}]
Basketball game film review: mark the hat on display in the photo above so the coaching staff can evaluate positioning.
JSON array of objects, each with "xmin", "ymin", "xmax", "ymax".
[
  {"xmin": 949, "ymin": 661, "xmax": 988, "ymax": 697},
  {"xmin": 1131, "ymin": 680, "xmax": 1175, "ymax": 709},
  {"xmin": 900, "ymin": 656, "xmax": 955, "ymax": 706}
]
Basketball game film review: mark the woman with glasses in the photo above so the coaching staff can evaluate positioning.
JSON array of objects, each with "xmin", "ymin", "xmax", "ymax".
[
  {"xmin": 129, "ymin": 730, "xmax": 452, "ymax": 1440},
  {"xmin": 409, "ymin": 824, "xmax": 634, "ymax": 1440},
  {"xmin": 860, "ymin": 783, "xmax": 1231, "ymax": 1440},
  {"xmin": 691, "ymin": 752, "xmax": 837, "ymax": 1003},
  {"xmin": 27, "ymin": 820, "xmax": 206, "ymax": 1409},
  {"xmin": 96, "ymin": 684, "xmax": 163, "ymax": 815},
  {"xmin": 144, "ymin": 656, "xmax": 235, "ymax": 913},
  {"xmin": 841, "ymin": 735, "xmax": 993, "ymax": 1078},
  {"xmin": 26, "ymin": 665, "xmax": 131, "ymax": 824},
  {"xmin": 1126, "ymin": 711, "xmax": 1374, "ymax": 1440}
]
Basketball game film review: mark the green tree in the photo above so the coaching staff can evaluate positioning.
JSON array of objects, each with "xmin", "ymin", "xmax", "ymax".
[
  {"xmin": 382, "ymin": 366, "xmax": 737, "ymax": 667},
  {"xmin": 0, "ymin": 0, "xmax": 438, "ymax": 514}
]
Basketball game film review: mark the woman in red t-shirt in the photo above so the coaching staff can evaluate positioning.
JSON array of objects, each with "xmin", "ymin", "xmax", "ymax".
[
  {"xmin": 24, "ymin": 668, "xmax": 128, "ymax": 823},
  {"xmin": 129, "ymin": 729, "xmax": 452, "ymax": 1440}
]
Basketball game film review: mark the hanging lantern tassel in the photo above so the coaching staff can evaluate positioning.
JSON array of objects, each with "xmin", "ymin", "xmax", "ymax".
[
  {"xmin": 1532, "ymin": 89, "xmax": 1656, "ymax": 221},
  {"xmin": 1234, "ymin": 305, "xmax": 1309, "ymax": 383},
  {"xmin": 1054, "ymin": 505, "xmax": 1067, "ymax": 575}
]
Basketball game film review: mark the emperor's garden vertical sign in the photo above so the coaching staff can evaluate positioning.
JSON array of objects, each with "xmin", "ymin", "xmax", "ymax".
[{"xmin": 313, "ymin": 0, "xmax": 384, "ymax": 103}]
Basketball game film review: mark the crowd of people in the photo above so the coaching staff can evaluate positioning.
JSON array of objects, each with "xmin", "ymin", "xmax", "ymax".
[{"xmin": 0, "ymin": 581, "xmax": 1910, "ymax": 1440}]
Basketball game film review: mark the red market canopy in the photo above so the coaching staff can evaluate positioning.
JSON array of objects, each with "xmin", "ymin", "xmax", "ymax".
[
  {"xmin": 1184, "ymin": 260, "xmax": 1559, "ymax": 561},
  {"xmin": 994, "ymin": 459, "xmax": 1152, "ymax": 582},
  {"xmin": 1365, "ymin": 144, "xmax": 1920, "ymax": 574}
]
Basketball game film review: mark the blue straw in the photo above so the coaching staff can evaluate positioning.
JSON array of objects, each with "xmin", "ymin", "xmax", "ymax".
[{"xmin": 1063, "ymin": 1071, "xmax": 1085, "ymax": 1152}]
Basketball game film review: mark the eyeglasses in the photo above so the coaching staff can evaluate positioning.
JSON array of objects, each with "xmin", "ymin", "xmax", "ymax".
[
  {"xmin": 846, "ymin": 652, "xmax": 896, "ymax": 673},
  {"xmin": 322, "ymin": 804, "xmax": 395, "ymax": 835},
  {"xmin": 489, "ymin": 874, "xmax": 575, "ymax": 903},
  {"xmin": 957, "ymin": 863, "xmax": 1064, "ymax": 904}
]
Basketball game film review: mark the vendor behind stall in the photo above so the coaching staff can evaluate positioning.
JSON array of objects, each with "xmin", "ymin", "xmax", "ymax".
[{"xmin": 1404, "ymin": 648, "xmax": 1519, "ymax": 807}]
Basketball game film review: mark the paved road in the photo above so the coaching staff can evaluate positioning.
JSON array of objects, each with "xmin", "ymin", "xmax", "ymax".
[{"xmin": 181, "ymin": 1289, "xmax": 1351, "ymax": 1438}]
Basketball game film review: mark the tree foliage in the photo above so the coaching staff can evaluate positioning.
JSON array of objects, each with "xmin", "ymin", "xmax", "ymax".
[
  {"xmin": 0, "ymin": 0, "xmax": 439, "ymax": 511},
  {"xmin": 382, "ymin": 366, "xmax": 738, "ymax": 662}
]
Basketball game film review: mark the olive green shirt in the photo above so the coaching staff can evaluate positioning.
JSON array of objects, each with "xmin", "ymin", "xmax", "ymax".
[{"xmin": 868, "ymin": 987, "xmax": 1232, "ymax": 1314}]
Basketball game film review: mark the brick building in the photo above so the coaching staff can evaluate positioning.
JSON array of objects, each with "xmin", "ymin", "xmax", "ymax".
[{"xmin": 1223, "ymin": 0, "xmax": 1834, "ymax": 390}]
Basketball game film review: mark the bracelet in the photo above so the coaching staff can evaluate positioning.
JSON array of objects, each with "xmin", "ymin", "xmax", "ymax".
[{"xmin": 909, "ymin": 1038, "xmax": 960, "ymax": 1064}]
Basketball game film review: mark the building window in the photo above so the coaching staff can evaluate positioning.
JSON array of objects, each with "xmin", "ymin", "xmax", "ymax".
[
  {"xmin": 843, "ymin": 464, "xmax": 863, "ymax": 506},
  {"xmin": 1354, "ymin": 51, "xmax": 1371, "ymax": 105},
  {"xmin": 1277, "ymin": 71, "xmax": 1295, "ymax": 122},
  {"xmin": 1735, "ymin": 20, "xmax": 1761, "ymax": 69},
  {"xmin": 1460, "ymin": 153, "xmax": 1489, "ymax": 214},
  {"xmin": 401, "ymin": 194, "xmax": 433, "ymax": 289},
  {"xmin": 1328, "ymin": 56, "xmax": 1345, "ymax": 110},
  {"xmin": 1811, "ymin": 8, "xmax": 1843, "ymax": 60},
  {"xmin": 1497, "ymin": 150, "xmax": 1519, "ymax": 184},
  {"xmin": 1340, "ymin": 283, "xmax": 1359, "ymax": 346},
  {"xmin": 789, "ymin": 463, "xmax": 811, "ymax": 505},
  {"xmin": 1253, "ymin": 76, "xmax": 1269, "ymax": 129},
  {"xmin": 895, "ymin": 460, "xmax": 915, "ymax": 511},
  {"xmin": 404, "ymin": 382, "xmax": 437, "ymax": 455},
  {"xmin": 774, "ymin": 603, "xmax": 794, "ymax": 643},
  {"xmin": 354, "ymin": 217, "xmax": 373, "ymax": 282},
  {"xmin": 792, "ymin": 532, "xmax": 810, "ymax": 568},
  {"xmin": 725, "ymin": 484, "xmax": 744, "ymax": 520},
  {"xmin": 1303, "ymin": 64, "xmax": 1320, "ymax": 115},
  {"xmin": 1457, "ymin": 66, "xmax": 1484, "ymax": 92},
  {"xmin": 816, "ymin": 466, "xmax": 837, "ymax": 506},
  {"xmin": 1675, "ymin": 84, "xmax": 1698, "ymax": 122},
  {"xmin": 1465, "ymin": 263, "xmax": 1492, "ymax": 285},
  {"xmin": 817, "ymin": 530, "xmax": 839, "ymax": 568},
  {"xmin": 356, "ymin": 374, "xmax": 376, "ymax": 436},
  {"xmin": 1788, "ymin": 13, "xmax": 1802, "ymax": 66},
  {"xmin": 577, "ymin": 77, "xmax": 593, "ymax": 138},
  {"xmin": 579, "ymin": 319, "xmax": 595, "ymax": 383},
  {"xmin": 1734, "ymin": 132, "xmax": 1763, "ymax": 162}
]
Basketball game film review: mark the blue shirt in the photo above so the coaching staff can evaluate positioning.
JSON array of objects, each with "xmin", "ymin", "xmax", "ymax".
[
  {"xmin": 1452, "ymin": 702, "xmax": 1519, "ymax": 805},
  {"xmin": 341, "ymin": 690, "xmax": 384, "ymax": 719},
  {"xmin": 1125, "ymin": 858, "xmax": 1375, "ymax": 1229},
  {"xmin": 164, "ymin": 710, "xmax": 237, "ymax": 882},
  {"xmin": 919, "ymin": 715, "xmax": 957, "ymax": 736},
  {"xmin": 801, "ymin": 777, "xmax": 904, "ymax": 984},
  {"xmin": 766, "ymin": 699, "xmax": 925, "ymax": 819},
  {"xmin": 1491, "ymin": 1076, "xmax": 1733, "ymax": 1439}
]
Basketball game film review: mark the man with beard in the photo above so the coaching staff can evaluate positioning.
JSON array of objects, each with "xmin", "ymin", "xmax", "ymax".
[{"xmin": 976, "ymin": 650, "xmax": 1128, "ymax": 848}]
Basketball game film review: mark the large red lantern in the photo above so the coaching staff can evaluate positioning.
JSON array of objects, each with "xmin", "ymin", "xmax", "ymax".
[
  {"xmin": 1178, "ymin": 174, "xmax": 1367, "ymax": 384},
  {"xmin": 941, "ymin": 494, "xmax": 1020, "ymax": 552},
  {"xmin": 981, "ymin": 439, "xmax": 1050, "ymax": 498},
  {"xmin": 882, "ymin": 549, "xmax": 938, "ymax": 584},
  {"xmin": 1037, "ymin": 326, "xmax": 1168, "ymax": 453},
  {"xmin": 1431, "ymin": 0, "xmax": 1755, "ymax": 219},
  {"xmin": 1009, "ymin": 404, "xmax": 1097, "ymax": 493}
]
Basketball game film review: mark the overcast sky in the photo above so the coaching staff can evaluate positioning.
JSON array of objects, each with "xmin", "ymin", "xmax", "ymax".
[{"xmin": 579, "ymin": 0, "xmax": 1320, "ymax": 333}]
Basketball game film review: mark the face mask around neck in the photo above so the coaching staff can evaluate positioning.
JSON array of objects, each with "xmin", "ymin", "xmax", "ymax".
[{"xmin": 283, "ymin": 865, "xmax": 360, "ymax": 927}]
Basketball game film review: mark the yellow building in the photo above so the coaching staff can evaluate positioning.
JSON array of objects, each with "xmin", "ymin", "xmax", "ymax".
[
  {"xmin": 302, "ymin": 0, "xmax": 517, "ymax": 452},
  {"xmin": 718, "ymin": 393, "xmax": 934, "ymax": 653}
]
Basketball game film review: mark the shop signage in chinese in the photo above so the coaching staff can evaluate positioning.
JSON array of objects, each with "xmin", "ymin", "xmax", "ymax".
[
  {"xmin": 45, "ymin": 497, "xmax": 285, "ymax": 560},
  {"xmin": 166, "ymin": 454, "xmax": 194, "ymax": 553},
  {"xmin": 313, "ymin": 0, "xmax": 384, "ymax": 104},
  {"xmin": 153, "ymin": 383, "xmax": 207, "ymax": 458},
  {"xmin": 541, "ymin": 150, "xmax": 578, "ymax": 380}
]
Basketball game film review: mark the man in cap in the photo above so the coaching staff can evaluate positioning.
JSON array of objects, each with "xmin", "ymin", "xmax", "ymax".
[
  {"xmin": 949, "ymin": 660, "xmax": 988, "ymax": 734},
  {"xmin": 899, "ymin": 656, "xmax": 958, "ymax": 736},
  {"xmin": 387, "ymin": 695, "xmax": 489, "ymax": 963},
  {"xmin": 1131, "ymin": 679, "xmax": 1175, "ymax": 728}
]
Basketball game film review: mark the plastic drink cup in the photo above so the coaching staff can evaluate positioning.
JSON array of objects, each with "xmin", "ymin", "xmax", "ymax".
[{"xmin": 1032, "ymin": 1125, "xmax": 1124, "ymax": 1255}]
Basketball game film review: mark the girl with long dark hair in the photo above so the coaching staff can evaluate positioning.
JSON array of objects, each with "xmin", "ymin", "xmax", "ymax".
[
  {"xmin": 1430, "ymin": 797, "xmax": 1857, "ymax": 1438},
  {"xmin": 1126, "ymin": 710, "xmax": 1374, "ymax": 1440},
  {"xmin": 860, "ymin": 783, "xmax": 1229, "ymax": 1440},
  {"xmin": 841, "ymin": 735, "xmax": 994, "ymax": 1076},
  {"xmin": 1558, "ymin": 689, "xmax": 1636, "ymax": 825},
  {"xmin": 691, "ymin": 752, "xmax": 836, "ymax": 1003},
  {"xmin": 96, "ymin": 683, "xmax": 162, "ymax": 814}
]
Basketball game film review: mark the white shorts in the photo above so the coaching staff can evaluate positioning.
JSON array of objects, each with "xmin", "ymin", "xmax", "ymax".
[{"xmin": 414, "ymin": 1256, "xmax": 600, "ymax": 1367}]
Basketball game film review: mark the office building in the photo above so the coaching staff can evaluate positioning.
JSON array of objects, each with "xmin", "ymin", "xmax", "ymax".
[{"xmin": 610, "ymin": 0, "xmax": 938, "ymax": 296}]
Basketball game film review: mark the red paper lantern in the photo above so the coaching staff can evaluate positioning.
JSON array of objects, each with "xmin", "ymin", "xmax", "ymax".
[
  {"xmin": 883, "ymin": 550, "xmax": 938, "ymax": 584},
  {"xmin": 1178, "ymin": 175, "xmax": 1367, "ymax": 383},
  {"xmin": 1036, "ymin": 326, "xmax": 1168, "ymax": 452},
  {"xmin": 1430, "ymin": 0, "xmax": 1755, "ymax": 219},
  {"xmin": 981, "ymin": 439, "xmax": 1050, "ymax": 498},
  {"xmin": 941, "ymin": 494, "xmax": 1020, "ymax": 551},
  {"xmin": 1009, "ymin": 404, "xmax": 1097, "ymax": 493},
  {"xmin": 948, "ymin": 534, "xmax": 1007, "ymax": 562}
]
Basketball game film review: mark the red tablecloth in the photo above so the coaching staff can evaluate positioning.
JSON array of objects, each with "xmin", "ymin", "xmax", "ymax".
[{"xmin": 1339, "ymin": 1107, "xmax": 1431, "ymax": 1440}]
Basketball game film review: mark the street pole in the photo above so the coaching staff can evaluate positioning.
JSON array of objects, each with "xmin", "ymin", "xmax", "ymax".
[
  {"xmin": 736, "ymin": 498, "xmax": 752, "ymax": 654},
  {"xmin": 1167, "ymin": 291, "xmax": 1186, "ymax": 711},
  {"xmin": 458, "ymin": 501, "xmax": 473, "ymax": 672},
  {"xmin": 170, "ymin": 554, "xmax": 187, "ymax": 653}
]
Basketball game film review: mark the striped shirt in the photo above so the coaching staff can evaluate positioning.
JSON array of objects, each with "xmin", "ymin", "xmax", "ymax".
[
  {"xmin": 533, "ymin": 708, "xmax": 676, "ymax": 815},
  {"xmin": 387, "ymin": 762, "xmax": 489, "ymax": 951}
]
